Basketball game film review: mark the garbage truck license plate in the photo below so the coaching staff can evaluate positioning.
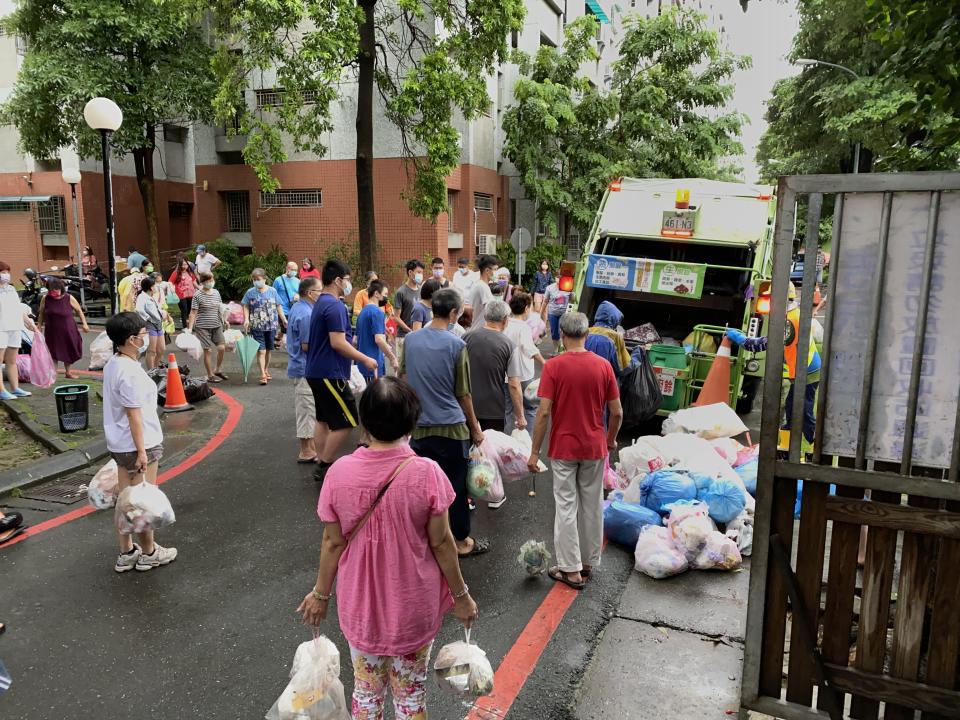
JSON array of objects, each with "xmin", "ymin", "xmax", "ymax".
[{"xmin": 661, "ymin": 211, "xmax": 696, "ymax": 237}]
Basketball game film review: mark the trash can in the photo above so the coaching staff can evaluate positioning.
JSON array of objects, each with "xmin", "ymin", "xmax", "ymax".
[
  {"xmin": 53, "ymin": 384, "xmax": 90, "ymax": 433},
  {"xmin": 648, "ymin": 344, "xmax": 687, "ymax": 412}
]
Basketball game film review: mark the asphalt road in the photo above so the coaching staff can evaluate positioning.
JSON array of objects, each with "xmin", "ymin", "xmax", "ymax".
[{"xmin": 0, "ymin": 346, "xmax": 636, "ymax": 720}]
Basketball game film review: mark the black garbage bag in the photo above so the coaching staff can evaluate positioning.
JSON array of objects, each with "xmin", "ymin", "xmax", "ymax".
[
  {"xmin": 621, "ymin": 346, "xmax": 662, "ymax": 427},
  {"xmin": 156, "ymin": 376, "xmax": 213, "ymax": 406}
]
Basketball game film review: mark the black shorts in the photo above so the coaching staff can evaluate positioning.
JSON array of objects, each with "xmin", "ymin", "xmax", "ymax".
[{"xmin": 307, "ymin": 378, "xmax": 359, "ymax": 431}]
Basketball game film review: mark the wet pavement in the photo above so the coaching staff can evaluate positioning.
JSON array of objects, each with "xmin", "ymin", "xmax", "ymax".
[{"xmin": 0, "ymin": 342, "xmax": 641, "ymax": 720}]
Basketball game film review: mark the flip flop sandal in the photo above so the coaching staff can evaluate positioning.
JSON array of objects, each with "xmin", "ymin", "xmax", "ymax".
[
  {"xmin": 0, "ymin": 526, "xmax": 25, "ymax": 545},
  {"xmin": 207, "ymin": 375, "xmax": 223, "ymax": 383},
  {"xmin": 214, "ymin": 371, "xmax": 229, "ymax": 380},
  {"xmin": 297, "ymin": 457, "xmax": 318, "ymax": 464},
  {"xmin": 581, "ymin": 568, "xmax": 592, "ymax": 580},
  {"xmin": 548, "ymin": 566, "xmax": 585, "ymax": 590},
  {"xmin": 259, "ymin": 377, "xmax": 268, "ymax": 386},
  {"xmin": 0, "ymin": 513, "xmax": 23, "ymax": 532},
  {"xmin": 458, "ymin": 537, "xmax": 490, "ymax": 558}
]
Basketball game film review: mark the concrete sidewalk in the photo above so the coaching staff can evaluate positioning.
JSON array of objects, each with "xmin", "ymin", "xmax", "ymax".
[{"xmin": 574, "ymin": 551, "xmax": 749, "ymax": 719}]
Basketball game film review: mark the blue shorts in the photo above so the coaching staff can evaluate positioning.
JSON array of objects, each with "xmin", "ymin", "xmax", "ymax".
[
  {"xmin": 548, "ymin": 313, "xmax": 562, "ymax": 341},
  {"xmin": 251, "ymin": 329, "xmax": 276, "ymax": 351},
  {"xmin": 147, "ymin": 327, "xmax": 164, "ymax": 338}
]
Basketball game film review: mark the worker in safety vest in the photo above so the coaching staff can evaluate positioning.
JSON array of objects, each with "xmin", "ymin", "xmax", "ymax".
[{"xmin": 725, "ymin": 282, "xmax": 821, "ymax": 443}]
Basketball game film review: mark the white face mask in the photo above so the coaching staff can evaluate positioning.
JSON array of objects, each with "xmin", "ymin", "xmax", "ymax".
[
  {"xmin": 414, "ymin": 272, "xmax": 423, "ymax": 285},
  {"xmin": 132, "ymin": 335, "xmax": 147, "ymax": 356},
  {"xmin": 0, "ymin": 273, "xmax": 10, "ymax": 285},
  {"xmin": 203, "ymin": 281, "xmax": 215, "ymax": 290},
  {"xmin": 287, "ymin": 269, "xmax": 298, "ymax": 278},
  {"xmin": 341, "ymin": 279, "xmax": 353, "ymax": 297},
  {"xmin": 432, "ymin": 268, "xmax": 443, "ymax": 278},
  {"xmin": 459, "ymin": 267, "xmax": 469, "ymax": 275},
  {"xmin": 253, "ymin": 279, "xmax": 266, "ymax": 289}
]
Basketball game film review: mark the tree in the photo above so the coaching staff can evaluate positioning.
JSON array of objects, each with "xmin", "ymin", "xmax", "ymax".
[
  {"xmin": 0, "ymin": 0, "xmax": 216, "ymax": 262},
  {"xmin": 503, "ymin": 9, "xmax": 747, "ymax": 243},
  {"xmin": 755, "ymin": 0, "xmax": 960, "ymax": 180},
  {"xmin": 210, "ymin": 0, "xmax": 525, "ymax": 275}
]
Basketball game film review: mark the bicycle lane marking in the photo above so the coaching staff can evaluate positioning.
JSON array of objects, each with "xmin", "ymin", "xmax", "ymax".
[
  {"xmin": 0, "ymin": 387, "xmax": 243, "ymax": 549},
  {"xmin": 465, "ymin": 539, "xmax": 609, "ymax": 720}
]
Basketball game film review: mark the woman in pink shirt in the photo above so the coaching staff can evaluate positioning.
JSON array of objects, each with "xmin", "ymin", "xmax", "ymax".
[{"xmin": 298, "ymin": 377, "xmax": 477, "ymax": 719}]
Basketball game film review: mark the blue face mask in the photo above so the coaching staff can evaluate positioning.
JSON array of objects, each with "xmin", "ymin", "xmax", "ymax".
[{"xmin": 253, "ymin": 279, "xmax": 266, "ymax": 289}]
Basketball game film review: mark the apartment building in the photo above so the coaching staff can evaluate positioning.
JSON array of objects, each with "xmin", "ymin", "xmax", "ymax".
[{"xmin": 0, "ymin": 0, "xmax": 714, "ymax": 284}]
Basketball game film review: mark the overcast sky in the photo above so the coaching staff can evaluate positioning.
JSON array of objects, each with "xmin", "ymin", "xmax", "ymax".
[{"xmin": 722, "ymin": 0, "xmax": 800, "ymax": 183}]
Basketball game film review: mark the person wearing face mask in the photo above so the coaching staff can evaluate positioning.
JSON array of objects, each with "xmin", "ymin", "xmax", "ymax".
[
  {"xmin": 394, "ymin": 259, "xmax": 425, "ymax": 338},
  {"xmin": 452, "ymin": 257, "xmax": 477, "ymax": 297},
  {"xmin": 356, "ymin": 280, "xmax": 400, "ymax": 383},
  {"xmin": 194, "ymin": 244, "xmax": 221, "ymax": 275},
  {"xmin": 103, "ymin": 312, "xmax": 177, "ymax": 573},
  {"xmin": 0, "ymin": 261, "xmax": 33, "ymax": 399},
  {"xmin": 430, "ymin": 257, "xmax": 451, "ymax": 289},
  {"xmin": 410, "ymin": 278, "xmax": 440, "ymax": 332},
  {"xmin": 531, "ymin": 260, "xmax": 554, "ymax": 313},
  {"xmin": 38, "ymin": 277, "xmax": 90, "ymax": 378},
  {"xmin": 300, "ymin": 257, "xmax": 321, "ymax": 280},
  {"xmin": 273, "ymin": 261, "xmax": 301, "ymax": 318},
  {"xmin": 118, "ymin": 258, "xmax": 153, "ymax": 312},
  {"xmin": 466, "ymin": 254, "xmax": 500, "ymax": 331},
  {"xmin": 186, "ymin": 272, "xmax": 228, "ymax": 383},
  {"xmin": 305, "ymin": 259, "xmax": 379, "ymax": 484},
  {"xmin": 134, "ymin": 277, "xmax": 168, "ymax": 370},
  {"xmin": 287, "ymin": 276, "xmax": 321, "ymax": 463},
  {"xmin": 242, "ymin": 268, "xmax": 286, "ymax": 386}
]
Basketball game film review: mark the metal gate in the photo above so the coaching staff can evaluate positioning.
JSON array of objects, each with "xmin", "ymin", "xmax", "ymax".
[{"xmin": 741, "ymin": 172, "xmax": 960, "ymax": 720}]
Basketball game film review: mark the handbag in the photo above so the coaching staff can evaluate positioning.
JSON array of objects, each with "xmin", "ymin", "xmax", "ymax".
[{"xmin": 345, "ymin": 457, "xmax": 415, "ymax": 543}]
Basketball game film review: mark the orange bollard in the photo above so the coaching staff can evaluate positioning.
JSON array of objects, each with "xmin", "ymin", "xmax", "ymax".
[
  {"xmin": 163, "ymin": 353, "xmax": 194, "ymax": 413},
  {"xmin": 694, "ymin": 335, "xmax": 733, "ymax": 407}
]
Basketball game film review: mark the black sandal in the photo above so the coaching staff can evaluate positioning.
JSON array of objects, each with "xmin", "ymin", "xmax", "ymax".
[
  {"xmin": 458, "ymin": 537, "xmax": 490, "ymax": 558},
  {"xmin": 548, "ymin": 566, "xmax": 586, "ymax": 590}
]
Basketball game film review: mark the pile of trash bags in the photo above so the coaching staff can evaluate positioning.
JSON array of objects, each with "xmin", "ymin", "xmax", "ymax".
[{"xmin": 604, "ymin": 402, "xmax": 759, "ymax": 579}]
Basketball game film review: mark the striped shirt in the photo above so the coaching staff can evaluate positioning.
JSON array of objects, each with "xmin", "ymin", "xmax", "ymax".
[{"xmin": 191, "ymin": 289, "xmax": 223, "ymax": 329}]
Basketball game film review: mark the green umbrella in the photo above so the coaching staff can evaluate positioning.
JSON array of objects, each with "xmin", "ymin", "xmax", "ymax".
[{"xmin": 236, "ymin": 334, "xmax": 261, "ymax": 383}]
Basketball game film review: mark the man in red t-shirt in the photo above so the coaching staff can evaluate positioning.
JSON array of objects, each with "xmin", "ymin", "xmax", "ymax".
[{"xmin": 528, "ymin": 311, "xmax": 623, "ymax": 590}]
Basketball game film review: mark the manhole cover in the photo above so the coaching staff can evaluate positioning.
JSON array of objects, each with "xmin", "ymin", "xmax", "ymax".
[{"xmin": 19, "ymin": 475, "xmax": 88, "ymax": 505}]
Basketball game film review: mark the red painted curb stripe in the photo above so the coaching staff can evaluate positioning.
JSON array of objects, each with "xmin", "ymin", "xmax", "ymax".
[
  {"xmin": 1, "ymin": 387, "xmax": 243, "ymax": 549},
  {"xmin": 465, "ymin": 539, "xmax": 609, "ymax": 720},
  {"xmin": 465, "ymin": 583, "xmax": 579, "ymax": 720}
]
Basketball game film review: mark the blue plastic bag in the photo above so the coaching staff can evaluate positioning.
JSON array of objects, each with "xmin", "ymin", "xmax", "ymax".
[
  {"xmin": 795, "ymin": 480, "xmax": 838, "ymax": 518},
  {"xmin": 603, "ymin": 501, "xmax": 662, "ymax": 547},
  {"xmin": 640, "ymin": 470, "xmax": 698, "ymax": 516},
  {"xmin": 735, "ymin": 459, "xmax": 758, "ymax": 496},
  {"xmin": 690, "ymin": 472, "xmax": 715, "ymax": 492},
  {"xmin": 698, "ymin": 479, "xmax": 747, "ymax": 525}
]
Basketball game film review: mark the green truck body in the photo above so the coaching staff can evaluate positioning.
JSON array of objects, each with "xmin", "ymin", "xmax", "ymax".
[{"xmin": 572, "ymin": 177, "xmax": 777, "ymax": 414}]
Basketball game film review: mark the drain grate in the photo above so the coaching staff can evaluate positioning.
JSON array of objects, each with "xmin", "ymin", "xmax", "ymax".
[{"xmin": 19, "ymin": 475, "xmax": 89, "ymax": 505}]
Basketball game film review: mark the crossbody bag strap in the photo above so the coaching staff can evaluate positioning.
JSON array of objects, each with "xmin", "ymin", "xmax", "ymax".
[{"xmin": 345, "ymin": 456, "xmax": 416, "ymax": 544}]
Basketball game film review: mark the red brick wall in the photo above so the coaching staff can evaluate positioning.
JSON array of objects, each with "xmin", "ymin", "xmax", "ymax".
[{"xmin": 195, "ymin": 159, "xmax": 505, "ymax": 288}]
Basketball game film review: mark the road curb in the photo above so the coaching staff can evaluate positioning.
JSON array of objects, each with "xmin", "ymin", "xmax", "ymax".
[{"xmin": 0, "ymin": 397, "xmax": 109, "ymax": 496}]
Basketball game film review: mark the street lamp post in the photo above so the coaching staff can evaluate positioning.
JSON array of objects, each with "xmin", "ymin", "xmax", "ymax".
[
  {"xmin": 794, "ymin": 58, "xmax": 862, "ymax": 174},
  {"xmin": 61, "ymin": 167, "xmax": 85, "ymax": 309},
  {"xmin": 82, "ymin": 97, "xmax": 123, "ymax": 315}
]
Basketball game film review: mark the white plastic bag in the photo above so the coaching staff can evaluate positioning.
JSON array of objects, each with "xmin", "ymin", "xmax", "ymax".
[
  {"xmin": 524, "ymin": 377, "xmax": 540, "ymax": 402},
  {"xmin": 517, "ymin": 539, "xmax": 551, "ymax": 576},
  {"xmin": 634, "ymin": 525, "xmax": 688, "ymax": 579},
  {"xmin": 86, "ymin": 459, "xmax": 118, "ymax": 510},
  {"xmin": 175, "ymin": 330, "xmax": 203, "ymax": 361},
  {"xmin": 223, "ymin": 328, "xmax": 243, "ymax": 352},
  {"xmin": 484, "ymin": 429, "xmax": 545, "ymax": 480},
  {"xmin": 89, "ymin": 331, "xmax": 113, "ymax": 370},
  {"xmin": 266, "ymin": 636, "xmax": 349, "ymax": 720},
  {"xmin": 115, "ymin": 482, "xmax": 176, "ymax": 534},
  {"xmin": 434, "ymin": 628, "xmax": 494, "ymax": 699},
  {"xmin": 348, "ymin": 364, "xmax": 366, "ymax": 395},
  {"xmin": 618, "ymin": 437, "xmax": 666, "ymax": 476},
  {"xmin": 662, "ymin": 402, "xmax": 749, "ymax": 439},
  {"xmin": 467, "ymin": 441, "xmax": 504, "ymax": 502},
  {"xmin": 691, "ymin": 530, "xmax": 743, "ymax": 571},
  {"xmin": 665, "ymin": 501, "xmax": 716, "ymax": 559},
  {"xmin": 725, "ymin": 509, "xmax": 754, "ymax": 557},
  {"xmin": 709, "ymin": 437, "xmax": 742, "ymax": 467}
]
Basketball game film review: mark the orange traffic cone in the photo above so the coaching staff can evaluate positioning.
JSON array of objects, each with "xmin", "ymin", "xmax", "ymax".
[
  {"xmin": 163, "ymin": 353, "xmax": 194, "ymax": 413},
  {"xmin": 694, "ymin": 335, "xmax": 733, "ymax": 407},
  {"xmin": 813, "ymin": 284, "xmax": 822, "ymax": 306}
]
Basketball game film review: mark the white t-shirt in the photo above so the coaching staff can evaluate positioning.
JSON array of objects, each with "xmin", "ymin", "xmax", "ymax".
[
  {"xmin": 0, "ymin": 286, "xmax": 25, "ymax": 333},
  {"xmin": 504, "ymin": 317, "xmax": 539, "ymax": 382},
  {"xmin": 467, "ymin": 281, "xmax": 494, "ymax": 329},
  {"xmin": 102, "ymin": 355, "xmax": 163, "ymax": 453},
  {"xmin": 452, "ymin": 269, "xmax": 478, "ymax": 295},
  {"xmin": 195, "ymin": 252, "xmax": 220, "ymax": 274}
]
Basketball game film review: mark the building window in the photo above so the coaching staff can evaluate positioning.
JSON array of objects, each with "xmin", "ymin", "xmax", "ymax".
[
  {"xmin": 447, "ymin": 190, "xmax": 459, "ymax": 232},
  {"xmin": 511, "ymin": 30, "xmax": 518, "ymax": 49},
  {"xmin": 163, "ymin": 125, "xmax": 188, "ymax": 144},
  {"xmin": 255, "ymin": 88, "xmax": 321, "ymax": 108},
  {"xmin": 539, "ymin": 32, "xmax": 557, "ymax": 48},
  {"xmin": 35, "ymin": 158, "xmax": 61, "ymax": 172},
  {"xmin": 15, "ymin": 34, "xmax": 28, "ymax": 56},
  {"xmin": 259, "ymin": 189, "xmax": 322, "ymax": 209},
  {"xmin": 224, "ymin": 191, "xmax": 251, "ymax": 232},
  {"xmin": 474, "ymin": 192, "xmax": 493, "ymax": 212},
  {"xmin": 0, "ymin": 202, "xmax": 29, "ymax": 213},
  {"xmin": 169, "ymin": 202, "xmax": 192, "ymax": 219},
  {"xmin": 37, "ymin": 196, "xmax": 66, "ymax": 234},
  {"xmin": 510, "ymin": 199, "xmax": 517, "ymax": 231}
]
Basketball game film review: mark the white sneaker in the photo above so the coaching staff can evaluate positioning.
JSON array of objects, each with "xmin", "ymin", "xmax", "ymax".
[
  {"xmin": 488, "ymin": 497, "xmax": 507, "ymax": 510},
  {"xmin": 114, "ymin": 544, "xmax": 142, "ymax": 573},
  {"xmin": 135, "ymin": 544, "xmax": 178, "ymax": 571}
]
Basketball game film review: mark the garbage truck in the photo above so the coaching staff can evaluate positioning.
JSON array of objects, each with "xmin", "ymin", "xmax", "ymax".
[{"xmin": 568, "ymin": 177, "xmax": 777, "ymax": 414}]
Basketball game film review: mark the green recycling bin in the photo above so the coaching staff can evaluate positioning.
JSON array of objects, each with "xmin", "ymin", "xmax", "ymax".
[
  {"xmin": 53, "ymin": 384, "xmax": 90, "ymax": 433},
  {"xmin": 648, "ymin": 344, "xmax": 687, "ymax": 412}
]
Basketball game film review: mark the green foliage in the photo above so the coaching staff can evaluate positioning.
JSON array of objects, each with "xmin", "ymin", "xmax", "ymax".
[
  {"xmin": 495, "ymin": 239, "xmax": 568, "ymax": 285},
  {"xmin": 503, "ymin": 9, "xmax": 747, "ymax": 241},
  {"xmin": 204, "ymin": 239, "xmax": 288, "ymax": 300},
  {"xmin": 209, "ymin": 0, "xmax": 525, "ymax": 218},
  {"xmin": 756, "ymin": 0, "xmax": 960, "ymax": 179},
  {"xmin": 0, "ymin": 0, "xmax": 215, "ymax": 163}
]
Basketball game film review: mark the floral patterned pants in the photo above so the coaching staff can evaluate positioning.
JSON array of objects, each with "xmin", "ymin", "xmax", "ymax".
[{"xmin": 349, "ymin": 642, "xmax": 433, "ymax": 720}]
